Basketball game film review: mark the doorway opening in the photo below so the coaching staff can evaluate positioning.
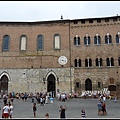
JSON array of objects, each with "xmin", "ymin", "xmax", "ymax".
[
  {"xmin": 0, "ymin": 75, "xmax": 8, "ymax": 95},
  {"xmin": 47, "ymin": 74, "xmax": 56, "ymax": 97}
]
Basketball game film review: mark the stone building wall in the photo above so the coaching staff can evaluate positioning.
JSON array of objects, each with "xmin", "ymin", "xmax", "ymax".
[
  {"xmin": 0, "ymin": 16, "xmax": 120, "ymax": 98},
  {"xmin": 70, "ymin": 16, "xmax": 120, "ymax": 98}
]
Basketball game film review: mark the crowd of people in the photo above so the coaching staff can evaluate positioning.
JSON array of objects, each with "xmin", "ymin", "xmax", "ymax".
[{"xmin": 0, "ymin": 91, "xmax": 118, "ymax": 118}]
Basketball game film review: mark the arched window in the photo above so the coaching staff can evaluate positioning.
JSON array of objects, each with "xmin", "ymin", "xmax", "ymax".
[
  {"xmin": 37, "ymin": 35, "xmax": 44, "ymax": 50},
  {"xmin": 105, "ymin": 33, "xmax": 112, "ymax": 44},
  {"xmin": 94, "ymin": 34, "xmax": 101, "ymax": 45},
  {"xmin": 96, "ymin": 58, "xmax": 102, "ymax": 67},
  {"xmin": 74, "ymin": 35, "xmax": 80, "ymax": 45},
  {"xmin": 89, "ymin": 58, "xmax": 92, "ymax": 67},
  {"xmin": 100, "ymin": 58, "xmax": 102, "ymax": 66},
  {"xmin": 106, "ymin": 58, "xmax": 110, "ymax": 66},
  {"xmin": 20, "ymin": 35, "xmax": 27, "ymax": 51},
  {"xmin": 84, "ymin": 34, "xmax": 90, "ymax": 45},
  {"xmin": 74, "ymin": 59, "xmax": 81, "ymax": 67},
  {"xmin": 85, "ymin": 58, "xmax": 92, "ymax": 67},
  {"xmin": 54, "ymin": 34, "xmax": 60, "ymax": 49},
  {"xmin": 111, "ymin": 57, "xmax": 114, "ymax": 66},
  {"xmin": 78, "ymin": 59, "xmax": 81, "ymax": 67},
  {"xmin": 74, "ymin": 59, "xmax": 77, "ymax": 67},
  {"xmin": 85, "ymin": 59, "xmax": 88, "ymax": 67},
  {"xmin": 96, "ymin": 58, "xmax": 99, "ymax": 66},
  {"xmin": 118, "ymin": 57, "xmax": 120, "ymax": 66},
  {"xmin": 3, "ymin": 35, "xmax": 10, "ymax": 51},
  {"xmin": 116, "ymin": 32, "xmax": 120, "ymax": 43}
]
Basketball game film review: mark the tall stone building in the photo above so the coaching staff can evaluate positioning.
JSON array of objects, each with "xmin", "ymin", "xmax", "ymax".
[{"xmin": 0, "ymin": 15, "xmax": 120, "ymax": 98}]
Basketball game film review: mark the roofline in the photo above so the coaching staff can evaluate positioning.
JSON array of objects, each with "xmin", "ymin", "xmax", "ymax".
[{"xmin": 0, "ymin": 15, "xmax": 119, "ymax": 24}]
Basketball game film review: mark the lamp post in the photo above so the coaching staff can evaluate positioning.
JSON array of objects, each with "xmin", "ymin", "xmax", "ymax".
[{"xmin": 69, "ymin": 20, "xmax": 72, "ymax": 93}]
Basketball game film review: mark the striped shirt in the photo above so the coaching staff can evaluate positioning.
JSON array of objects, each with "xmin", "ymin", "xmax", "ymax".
[{"xmin": 81, "ymin": 111, "xmax": 86, "ymax": 118}]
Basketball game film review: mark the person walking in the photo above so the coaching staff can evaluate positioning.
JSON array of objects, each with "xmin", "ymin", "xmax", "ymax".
[
  {"xmin": 33, "ymin": 103, "xmax": 37, "ymax": 117},
  {"xmin": 2, "ymin": 103, "xmax": 10, "ymax": 119},
  {"xmin": 101, "ymin": 102, "xmax": 107, "ymax": 115},
  {"xmin": 114, "ymin": 94, "xmax": 117, "ymax": 102},
  {"xmin": 97, "ymin": 99, "xmax": 102, "ymax": 116},
  {"xmin": 59, "ymin": 105, "xmax": 67, "ymax": 119},
  {"xmin": 81, "ymin": 109, "xmax": 86, "ymax": 118},
  {"xmin": 9, "ymin": 103, "xmax": 14, "ymax": 118}
]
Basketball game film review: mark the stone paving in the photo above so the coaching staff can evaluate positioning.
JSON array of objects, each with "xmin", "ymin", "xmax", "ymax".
[{"xmin": 0, "ymin": 97, "xmax": 120, "ymax": 119}]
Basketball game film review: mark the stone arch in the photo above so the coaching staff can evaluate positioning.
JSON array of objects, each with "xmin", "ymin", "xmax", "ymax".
[
  {"xmin": 0, "ymin": 71, "xmax": 11, "ymax": 94},
  {"xmin": 107, "ymin": 78, "xmax": 117, "ymax": 96},
  {"xmin": 0, "ymin": 71, "xmax": 11, "ymax": 81},
  {"xmin": 45, "ymin": 70, "xmax": 58, "ymax": 81},
  {"xmin": 85, "ymin": 78, "xmax": 92, "ymax": 91},
  {"xmin": 45, "ymin": 70, "xmax": 58, "ymax": 97}
]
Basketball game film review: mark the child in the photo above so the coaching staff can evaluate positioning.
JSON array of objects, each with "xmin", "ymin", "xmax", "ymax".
[
  {"xmin": 81, "ymin": 109, "xmax": 86, "ymax": 118},
  {"xmin": 45, "ymin": 113, "xmax": 49, "ymax": 119},
  {"xmin": 9, "ymin": 103, "xmax": 14, "ymax": 118},
  {"xmin": 33, "ymin": 103, "xmax": 37, "ymax": 117}
]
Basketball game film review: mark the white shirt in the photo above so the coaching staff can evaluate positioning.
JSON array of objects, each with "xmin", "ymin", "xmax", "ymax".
[
  {"xmin": 103, "ymin": 96, "xmax": 106, "ymax": 101},
  {"xmin": 9, "ymin": 105, "xmax": 13, "ymax": 114},
  {"xmin": 3, "ymin": 105, "xmax": 10, "ymax": 113}
]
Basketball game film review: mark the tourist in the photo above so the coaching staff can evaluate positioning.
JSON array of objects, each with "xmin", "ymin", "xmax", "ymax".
[
  {"xmin": 59, "ymin": 105, "xmax": 67, "ymax": 119},
  {"xmin": 33, "ymin": 103, "xmax": 37, "ymax": 117},
  {"xmin": 97, "ymin": 99, "xmax": 102, "ymax": 116},
  {"xmin": 2, "ymin": 103, "xmax": 10, "ymax": 119},
  {"xmin": 45, "ymin": 113, "xmax": 49, "ymax": 119},
  {"xmin": 81, "ymin": 109, "xmax": 86, "ymax": 118},
  {"xmin": 9, "ymin": 103, "xmax": 14, "ymax": 118}
]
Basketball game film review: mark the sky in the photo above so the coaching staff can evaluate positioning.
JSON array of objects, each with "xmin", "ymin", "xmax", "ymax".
[{"xmin": 0, "ymin": 1, "xmax": 120, "ymax": 22}]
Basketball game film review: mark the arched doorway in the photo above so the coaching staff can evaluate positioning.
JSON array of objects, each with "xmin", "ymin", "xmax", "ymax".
[
  {"xmin": 108, "ymin": 85, "xmax": 116, "ymax": 91},
  {"xmin": 0, "ymin": 75, "xmax": 8, "ymax": 94},
  {"xmin": 47, "ymin": 74, "xmax": 56, "ymax": 97},
  {"xmin": 85, "ymin": 78, "xmax": 92, "ymax": 91},
  {"xmin": 108, "ymin": 85, "xmax": 117, "ymax": 96}
]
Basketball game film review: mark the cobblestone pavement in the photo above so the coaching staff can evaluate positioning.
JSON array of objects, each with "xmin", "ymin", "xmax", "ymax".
[{"xmin": 0, "ymin": 97, "xmax": 120, "ymax": 119}]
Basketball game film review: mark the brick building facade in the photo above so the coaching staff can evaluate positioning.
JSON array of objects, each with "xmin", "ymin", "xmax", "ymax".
[{"xmin": 0, "ymin": 15, "xmax": 120, "ymax": 98}]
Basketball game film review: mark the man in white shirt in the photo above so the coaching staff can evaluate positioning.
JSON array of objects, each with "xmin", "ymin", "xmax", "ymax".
[{"xmin": 2, "ymin": 103, "xmax": 10, "ymax": 118}]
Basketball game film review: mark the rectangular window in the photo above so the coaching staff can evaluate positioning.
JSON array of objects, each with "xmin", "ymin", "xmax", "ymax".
[
  {"xmin": 81, "ymin": 20, "xmax": 85, "ymax": 24},
  {"xmin": 110, "ymin": 78, "xmax": 114, "ymax": 84},
  {"xmin": 97, "ymin": 19, "xmax": 101, "ymax": 23},
  {"xmin": 76, "ymin": 82, "xmax": 80, "ymax": 88},
  {"xmin": 113, "ymin": 18, "xmax": 117, "ymax": 21},
  {"xmin": 73, "ymin": 21, "xmax": 78, "ymax": 24},
  {"xmin": 89, "ymin": 19, "xmax": 93, "ymax": 23},
  {"xmin": 98, "ymin": 82, "xmax": 101, "ymax": 88},
  {"xmin": 105, "ymin": 19, "xmax": 109, "ymax": 22}
]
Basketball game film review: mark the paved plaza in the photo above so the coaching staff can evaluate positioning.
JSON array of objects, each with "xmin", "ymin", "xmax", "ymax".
[{"xmin": 0, "ymin": 97, "xmax": 120, "ymax": 119}]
